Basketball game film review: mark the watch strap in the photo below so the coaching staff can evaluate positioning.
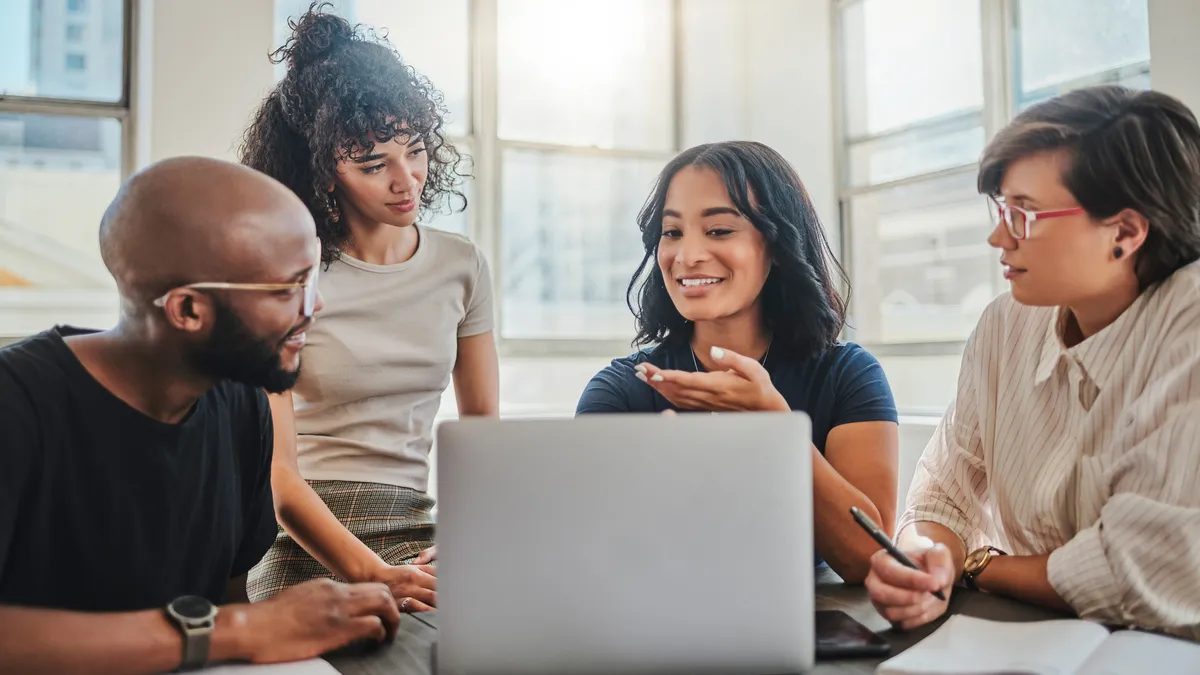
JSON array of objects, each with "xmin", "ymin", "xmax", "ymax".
[
  {"xmin": 962, "ymin": 568, "xmax": 980, "ymax": 591},
  {"xmin": 179, "ymin": 625, "xmax": 212, "ymax": 671}
]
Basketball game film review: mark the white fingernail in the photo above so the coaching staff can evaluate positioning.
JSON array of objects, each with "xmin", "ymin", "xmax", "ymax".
[
  {"xmin": 651, "ymin": 374, "xmax": 664, "ymax": 382},
  {"xmin": 634, "ymin": 364, "xmax": 647, "ymax": 374},
  {"xmin": 635, "ymin": 371, "xmax": 648, "ymax": 383},
  {"xmin": 711, "ymin": 346, "xmax": 725, "ymax": 360}
]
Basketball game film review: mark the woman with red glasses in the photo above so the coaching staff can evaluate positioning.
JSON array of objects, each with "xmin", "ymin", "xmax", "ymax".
[{"xmin": 865, "ymin": 84, "xmax": 1200, "ymax": 642}]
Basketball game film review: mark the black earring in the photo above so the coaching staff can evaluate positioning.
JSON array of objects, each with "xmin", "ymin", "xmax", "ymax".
[
  {"xmin": 325, "ymin": 193, "xmax": 341, "ymax": 224},
  {"xmin": 1113, "ymin": 247, "xmax": 1124, "ymax": 259}
]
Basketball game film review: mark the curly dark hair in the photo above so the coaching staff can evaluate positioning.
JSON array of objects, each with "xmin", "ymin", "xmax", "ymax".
[
  {"xmin": 239, "ymin": 2, "xmax": 468, "ymax": 266},
  {"xmin": 628, "ymin": 141, "xmax": 849, "ymax": 358}
]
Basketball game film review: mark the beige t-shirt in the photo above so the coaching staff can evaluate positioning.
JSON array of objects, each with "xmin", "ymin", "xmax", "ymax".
[{"xmin": 292, "ymin": 225, "xmax": 494, "ymax": 491}]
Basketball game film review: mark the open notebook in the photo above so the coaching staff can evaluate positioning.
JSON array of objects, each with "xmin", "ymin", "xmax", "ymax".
[{"xmin": 877, "ymin": 615, "xmax": 1200, "ymax": 675}]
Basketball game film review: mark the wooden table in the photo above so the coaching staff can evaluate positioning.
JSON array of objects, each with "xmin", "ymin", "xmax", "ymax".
[{"xmin": 327, "ymin": 568, "xmax": 1067, "ymax": 675}]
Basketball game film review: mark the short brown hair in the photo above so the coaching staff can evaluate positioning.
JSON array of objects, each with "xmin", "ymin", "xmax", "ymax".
[{"xmin": 978, "ymin": 85, "xmax": 1200, "ymax": 289}]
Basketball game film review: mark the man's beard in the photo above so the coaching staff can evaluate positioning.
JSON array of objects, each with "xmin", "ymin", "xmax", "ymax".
[{"xmin": 188, "ymin": 299, "xmax": 303, "ymax": 394}]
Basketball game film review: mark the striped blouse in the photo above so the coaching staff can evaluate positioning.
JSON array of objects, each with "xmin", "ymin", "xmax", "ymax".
[{"xmin": 899, "ymin": 261, "xmax": 1200, "ymax": 641}]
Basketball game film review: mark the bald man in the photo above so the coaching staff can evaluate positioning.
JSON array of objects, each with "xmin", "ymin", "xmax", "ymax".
[{"xmin": 0, "ymin": 157, "xmax": 400, "ymax": 673}]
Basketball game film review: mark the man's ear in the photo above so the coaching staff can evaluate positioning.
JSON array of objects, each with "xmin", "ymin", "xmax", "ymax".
[{"xmin": 160, "ymin": 291, "xmax": 210, "ymax": 334}]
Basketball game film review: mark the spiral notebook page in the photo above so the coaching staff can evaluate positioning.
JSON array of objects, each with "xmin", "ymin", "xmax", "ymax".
[
  {"xmin": 877, "ymin": 615, "xmax": 1109, "ymax": 675},
  {"xmin": 203, "ymin": 658, "xmax": 339, "ymax": 674}
]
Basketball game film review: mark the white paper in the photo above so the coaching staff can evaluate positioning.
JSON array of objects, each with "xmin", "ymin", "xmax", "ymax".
[
  {"xmin": 876, "ymin": 615, "xmax": 1109, "ymax": 675},
  {"xmin": 202, "ymin": 658, "xmax": 340, "ymax": 674},
  {"xmin": 1078, "ymin": 630, "xmax": 1200, "ymax": 675}
]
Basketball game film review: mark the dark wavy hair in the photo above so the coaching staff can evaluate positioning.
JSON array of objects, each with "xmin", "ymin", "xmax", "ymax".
[
  {"xmin": 239, "ymin": 2, "xmax": 468, "ymax": 266},
  {"xmin": 628, "ymin": 141, "xmax": 848, "ymax": 357}
]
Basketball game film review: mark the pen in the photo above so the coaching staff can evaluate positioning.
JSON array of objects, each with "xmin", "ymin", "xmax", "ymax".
[{"xmin": 849, "ymin": 506, "xmax": 946, "ymax": 601}]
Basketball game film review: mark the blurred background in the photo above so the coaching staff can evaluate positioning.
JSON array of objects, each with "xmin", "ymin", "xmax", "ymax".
[{"xmin": 0, "ymin": 0, "xmax": 1194, "ymax": 491}]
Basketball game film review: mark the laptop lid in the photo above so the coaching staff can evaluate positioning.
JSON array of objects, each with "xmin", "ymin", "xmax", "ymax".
[{"xmin": 434, "ymin": 413, "xmax": 815, "ymax": 675}]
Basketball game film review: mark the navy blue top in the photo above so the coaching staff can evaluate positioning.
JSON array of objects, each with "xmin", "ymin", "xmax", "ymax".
[
  {"xmin": 576, "ymin": 341, "xmax": 898, "ymax": 568},
  {"xmin": 577, "ymin": 341, "xmax": 897, "ymax": 451}
]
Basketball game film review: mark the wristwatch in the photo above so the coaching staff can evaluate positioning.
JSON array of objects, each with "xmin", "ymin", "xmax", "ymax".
[
  {"xmin": 961, "ymin": 546, "xmax": 1007, "ymax": 590},
  {"xmin": 165, "ymin": 595, "xmax": 219, "ymax": 671}
]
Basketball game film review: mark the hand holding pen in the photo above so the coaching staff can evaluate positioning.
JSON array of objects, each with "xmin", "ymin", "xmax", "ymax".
[{"xmin": 852, "ymin": 507, "xmax": 956, "ymax": 631}]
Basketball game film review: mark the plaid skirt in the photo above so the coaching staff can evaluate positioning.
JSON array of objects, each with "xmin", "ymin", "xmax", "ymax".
[{"xmin": 247, "ymin": 480, "xmax": 435, "ymax": 602}]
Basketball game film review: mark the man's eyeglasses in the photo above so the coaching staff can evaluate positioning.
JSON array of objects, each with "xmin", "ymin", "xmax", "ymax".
[
  {"xmin": 152, "ymin": 265, "xmax": 320, "ymax": 317},
  {"xmin": 990, "ymin": 195, "xmax": 1086, "ymax": 240}
]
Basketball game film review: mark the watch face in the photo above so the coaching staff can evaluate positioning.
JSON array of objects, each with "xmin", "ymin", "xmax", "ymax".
[
  {"xmin": 964, "ymin": 548, "xmax": 988, "ymax": 573},
  {"xmin": 171, "ymin": 595, "xmax": 215, "ymax": 620}
]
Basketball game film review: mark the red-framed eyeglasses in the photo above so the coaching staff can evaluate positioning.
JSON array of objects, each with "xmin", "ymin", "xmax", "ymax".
[{"xmin": 990, "ymin": 195, "xmax": 1086, "ymax": 240}]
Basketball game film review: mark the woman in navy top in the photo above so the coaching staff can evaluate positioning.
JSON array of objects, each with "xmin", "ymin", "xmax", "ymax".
[{"xmin": 576, "ymin": 141, "xmax": 899, "ymax": 583}]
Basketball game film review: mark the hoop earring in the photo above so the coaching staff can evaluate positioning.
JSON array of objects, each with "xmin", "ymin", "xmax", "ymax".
[
  {"xmin": 325, "ymin": 193, "xmax": 341, "ymax": 224},
  {"xmin": 1113, "ymin": 247, "xmax": 1124, "ymax": 260}
]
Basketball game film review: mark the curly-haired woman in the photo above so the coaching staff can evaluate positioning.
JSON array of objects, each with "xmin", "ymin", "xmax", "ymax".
[{"xmin": 239, "ymin": 3, "xmax": 497, "ymax": 612}]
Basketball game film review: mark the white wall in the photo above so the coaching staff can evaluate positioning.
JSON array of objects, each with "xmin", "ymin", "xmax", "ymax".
[
  {"xmin": 680, "ymin": 0, "xmax": 838, "ymax": 249},
  {"xmin": 746, "ymin": 0, "xmax": 838, "ymax": 246},
  {"xmin": 139, "ymin": 0, "xmax": 277, "ymax": 163},
  {"xmin": 1147, "ymin": 0, "xmax": 1200, "ymax": 116}
]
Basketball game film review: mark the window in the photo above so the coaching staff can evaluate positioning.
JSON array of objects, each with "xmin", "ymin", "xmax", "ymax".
[
  {"xmin": 1, "ymin": 1, "xmax": 122, "ymax": 101},
  {"xmin": 496, "ymin": 0, "xmax": 672, "ymax": 341},
  {"xmin": 847, "ymin": 173, "xmax": 995, "ymax": 344},
  {"xmin": 496, "ymin": 0, "xmax": 673, "ymax": 151},
  {"xmin": 1013, "ymin": 0, "xmax": 1151, "ymax": 110},
  {"xmin": 500, "ymin": 149, "xmax": 662, "ymax": 340},
  {"xmin": 837, "ymin": 0, "xmax": 1151, "ymax": 347},
  {"xmin": 0, "ymin": 1, "xmax": 127, "ymax": 338},
  {"xmin": 840, "ymin": 0, "xmax": 985, "ymax": 188}
]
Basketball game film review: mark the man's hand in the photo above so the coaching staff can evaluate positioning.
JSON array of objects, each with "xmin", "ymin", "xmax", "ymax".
[
  {"xmin": 236, "ymin": 578, "xmax": 401, "ymax": 663},
  {"xmin": 864, "ymin": 537, "xmax": 955, "ymax": 630},
  {"xmin": 368, "ymin": 564, "xmax": 437, "ymax": 612}
]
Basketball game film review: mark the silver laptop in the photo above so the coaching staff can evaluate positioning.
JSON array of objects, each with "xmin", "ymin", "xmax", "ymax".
[{"xmin": 434, "ymin": 413, "xmax": 815, "ymax": 675}]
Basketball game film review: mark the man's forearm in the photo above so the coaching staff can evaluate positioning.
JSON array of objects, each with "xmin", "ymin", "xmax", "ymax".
[
  {"xmin": 974, "ymin": 554, "xmax": 1072, "ymax": 613},
  {"xmin": 0, "ymin": 604, "xmax": 251, "ymax": 674}
]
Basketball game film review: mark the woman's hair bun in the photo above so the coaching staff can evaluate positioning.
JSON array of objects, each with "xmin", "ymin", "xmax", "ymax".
[{"xmin": 273, "ymin": 2, "xmax": 357, "ymax": 71}]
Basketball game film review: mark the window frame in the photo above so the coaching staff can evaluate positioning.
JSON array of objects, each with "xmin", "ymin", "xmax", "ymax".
[
  {"xmin": 833, "ymin": 0, "xmax": 1151, "ymax": 356},
  {"xmin": 468, "ymin": 0, "xmax": 684, "ymax": 358},
  {"xmin": 0, "ymin": 0, "xmax": 137, "ymax": 340}
]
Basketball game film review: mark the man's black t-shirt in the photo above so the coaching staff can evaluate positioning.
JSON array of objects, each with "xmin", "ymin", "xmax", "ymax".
[{"xmin": 0, "ymin": 327, "xmax": 278, "ymax": 612}]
